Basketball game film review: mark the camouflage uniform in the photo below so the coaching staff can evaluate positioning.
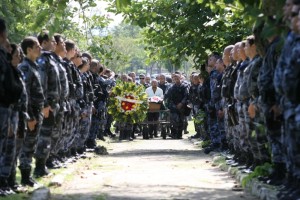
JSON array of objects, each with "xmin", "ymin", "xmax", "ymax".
[
  {"xmin": 207, "ymin": 69, "xmax": 222, "ymax": 146},
  {"xmin": 8, "ymin": 68, "xmax": 28, "ymax": 187},
  {"xmin": 2, "ymin": 70, "xmax": 27, "ymax": 188},
  {"xmin": 189, "ymin": 83, "xmax": 204, "ymax": 137},
  {"xmin": 238, "ymin": 56, "xmax": 258, "ymax": 161},
  {"xmin": 274, "ymin": 32, "xmax": 295, "ymax": 183},
  {"xmin": 165, "ymin": 81, "xmax": 189, "ymax": 139},
  {"xmin": 49, "ymin": 54, "xmax": 69, "ymax": 159},
  {"xmin": 74, "ymin": 71, "xmax": 93, "ymax": 151},
  {"xmin": 62, "ymin": 58, "xmax": 83, "ymax": 153},
  {"xmin": 0, "ymin": 46, "xmax": 23, "ymax": 186},
  {"xmin": 35, "ymin": 51, "xmax": 60, "ymax": 176},
  {"xmin": 199, "ymin": 76, "xmax": 211, "ymax": 140},
  {"xmin": 234, "ymin": 59, "xmax": 249, "ymax": 153},
  {"xmin": 258, "ymin": 37, "xmax": 283, "ymax": 165},
  {"xmin": 282, "ymin": 34, "xmax": 300, "ymax": 182},
  {"xmin": 221, "ymin": 63, "xmax": 239, "ymax": 151},
  {"xmin": 18, "ymin": 58, "xmax": 44, "ymax": 175},
  {"xmin": 247, "ymin": 55, "xmax": 269, "ymax": 165}
]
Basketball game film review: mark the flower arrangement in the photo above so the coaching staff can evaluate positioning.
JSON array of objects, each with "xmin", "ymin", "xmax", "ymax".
[{"xmin": 108, "ymin": 81, "xmax": 148, "ymax": 123}]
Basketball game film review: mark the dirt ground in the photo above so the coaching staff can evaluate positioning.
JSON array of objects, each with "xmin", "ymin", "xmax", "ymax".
[{"xmin": 50, "ymin": 136, "xmax": 258, "ymax": 200}]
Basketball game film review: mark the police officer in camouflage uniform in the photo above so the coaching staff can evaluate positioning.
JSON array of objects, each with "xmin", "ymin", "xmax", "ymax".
[
  {"xmin": 246, "ymin": 35, "xmax": 270, "ymax": 170},
  {"xmin": 87, "ymin": 59, "xmax": 103, "ymax": 146},
  {"xmin": 0, "ymin": 39, "xmax": 24, "ymax": 195},
  {"xmin": 279, "ymin": 2, "xmax": 300, "ymax": 197},
  {"xmin": 62, "ymin": 41, "xmax": 83, "ymax": 158},
  {"xmin": 97, "ymin": 67, "xmax": 116, "ymax": 140},
  {"xmin": 258, "ymin": 33, "xmax": 285, "ymax": 185},
  {"xmin": 0, "ymin": 19, "xmax": 23, "ymax": 195},
  {"xmin": 34, "ymin": 30, "xmax": 61, "ymax": 177},
  {"xmin": 45, "ymin": 34, "xmax": 69, "ymax": 169},
  {"xmin": 220, "ymin": 45, "xmax": 235, "ymax": 152},
  {"xmin": 103, "ymin": 69, "xmax": 116, "ymax": 138},
  {"xmin": 74, "ymin": 57, "xmax": 94, "ymax": 154},
  {"xmin": 238, "ymin": 35, "xmax": 261, "ymax": 169},
  {"xmin": 273, "ymin": 0, "xmax": 296, "ymax": 199},
  {"xmin": 18, "ymin": 37, "xmax": 45, "ymax": 186},
  {"xmin": 204, "ymin": 53, "xmax": 223, "ymax": 154},
  {"xmin": 234, "ymin": 41, "xmax": 250, "ymax": 163},
  {"xmin": 189, "ymin": 74, "xmax": 203, "ymax": 139},
  {"xmin": 7, "ymin": 43, "xmax": 28, "ymax": 191},
  {"xmin": 165, "ymin": 72, "xmax": 189, "ymax": 139}
]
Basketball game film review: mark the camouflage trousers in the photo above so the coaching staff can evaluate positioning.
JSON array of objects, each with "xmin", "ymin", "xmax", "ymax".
[
  {"xmin": 66, "ymin": 102, "xmax": 80, "ymax": 152},
  {"xmin": 262, "ymin": 104, "xmax": 283, "ymax": 164},
  {"xmin": 237, "ymin": 101, "xmax": 249, "ymax": 153},
  {"xmin": 293, "ymin": 105, "xmax": 300, "ymax": 179},
  {"xmin": 74, "ymin": 105, "xmax": 92, "ymax": 149},
  {"xmin": 230, "ymin": 102, "xmax": 241, "ymax": 151},
  {"xmin": 206, "ymin": 105, "xmax": 221, "ymax": 145},
  {"xmin": 170, "ymin": 110, "xmax": 185, "ymax": 138},
  {"xmin": 243, "ymin": 101, "xmax": 260, "ymax": 160},
  {"xmin": 49, "ymin": 110, "xmax": 64, "ymax": 156},
  {"xmin": 193, "ymin": 106, "xmax": 206, "ymax": 139},
  {"xmin": 284, "ymin": 105, "xmax": 300, "ymax": 179},
  {"xmin": 8, "ymin": 113, "xmax": 25, "ymax": 178},
  {"xmin": 55, "ymin": 110, "xmax": 72, "ymax": 154},
  {"xmin": 35, "ymin": 111, "xmax": 56, "ymax": 160},
  {"xmin": 252, "ymin": 103, "xmax": 270, "ymax": 162},
  {"xmin": 19, "ymin": 112, "xmax": 43, "ymax": 169},
  {"xmin": 0, "ymin": 108, "xmax": 17, "ymax": 178},
  {"xmin": 88, "ymin": 101, "xmax": 107, "ymax": 140},
  {"xmin": 105, "ymin": 113, "xmax": 113, "ymax": 132}
]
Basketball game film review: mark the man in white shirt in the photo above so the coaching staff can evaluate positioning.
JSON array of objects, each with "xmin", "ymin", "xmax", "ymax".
[
  {"xmin": 145, "ymin": 79, "xmax": 163, "ymax": 99},
  {"xmin": 145, "ymin": 79, "xmax": 163, "ymax": 138}
]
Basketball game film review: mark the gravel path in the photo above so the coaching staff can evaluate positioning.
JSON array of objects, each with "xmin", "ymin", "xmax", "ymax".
[{"xmin": 50, "ymin": 137, "xmax": 258, "ymax": 200}]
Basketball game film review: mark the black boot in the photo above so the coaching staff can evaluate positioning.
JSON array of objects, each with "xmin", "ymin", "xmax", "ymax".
[
  {"xmin": 119, "ymin": 130, "xmax": 124, "ymax": 141},
  {"xmin": 34, "ymin": 159, "xmax": 49, "ymax": 178},
  {"xmin": 46, "ymin": 155, "xmax": 59, "ymax": 169},
  {"xmin": 0, "ymin": 176, "xmax": 15, "ymax": 195},
  {"xmin": 204, "ymin": 143, "xmax": 220, "ymax": 154},
  {"xmin": 97, "ymin": 130, "xmax": 106, "ymax": 141},
  {"xmin": 220, "ymin": 139, "xmax": 229, "ymax": 151},
  {"xmin": 20, "ymin": 167, "xmax": 38, "ymax": 187},
  {"xmin": 105, "ymin": 129, "xmax": 116, "ymax": 138},
  {"xmin": 245, "ymin": 152, "xmax": 254, "ymax": 167},
  {"xmin": 7, "ymin": 169, "xmax": 17, "ymax": 188},
  {"xmin": 177, "ymin": 129, "xmax": 183, "ymax": 139},
  {"xmin": 267, "ymin": 162, "xmax": 286, "ymax": 186},
  {"xmin": 85, "ymin": 139, "xmax": 96, "ymax": 149},
  {"xmin": 191, "ymin": 132, "xmax": 200, "ymax": 139}
]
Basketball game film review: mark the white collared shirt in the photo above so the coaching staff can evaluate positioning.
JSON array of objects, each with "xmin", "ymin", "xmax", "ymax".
[{"xmin": 145, "ymin": 86, "xmax": 164, "ymax": 99}]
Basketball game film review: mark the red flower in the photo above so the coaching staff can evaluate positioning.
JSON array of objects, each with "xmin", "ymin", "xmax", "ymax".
[{"xmin": 121, "ymin": 95, "xmax": 137, "ymax": 111}]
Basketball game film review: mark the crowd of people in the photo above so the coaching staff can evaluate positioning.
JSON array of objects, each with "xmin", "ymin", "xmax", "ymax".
[
  {"xmin": 0, "ymin": 16, "xmax": 191, "ymax": 196},
  {"xmin": 1, "ymin": 0, "xmax": 300, "ymax": 199}
]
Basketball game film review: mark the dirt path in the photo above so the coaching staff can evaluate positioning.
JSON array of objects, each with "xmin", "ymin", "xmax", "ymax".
[{"xmin": 50, "ymin": 137, "xmax": 258, "ymax": 200}]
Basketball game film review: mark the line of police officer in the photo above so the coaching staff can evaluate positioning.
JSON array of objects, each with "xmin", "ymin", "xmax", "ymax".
[
  {"xmin": 0, "ymin": 20, "xmax": 116, "ymax": 196},
  {"xmin": 188, "ymin": 0, "xmax": 300, "ymax": 199}
]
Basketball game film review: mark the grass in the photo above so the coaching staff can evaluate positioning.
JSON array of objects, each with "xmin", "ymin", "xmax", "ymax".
[{"xmin": 242, "ymin": 162, "xmax": 272, "ymax": 187}]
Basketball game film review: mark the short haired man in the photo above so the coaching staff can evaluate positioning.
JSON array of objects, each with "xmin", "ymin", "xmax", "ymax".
[
  {"xmin": 34, "ymin": 30, "xmax": 61, "ymax": 178},
  {"xmin": 0, "ymin": 18, "xmax": 23, "ymax": 195},
  {"xmin": 139, "ymin": 74, "xmax": 150, "ymax": 88},
  {"xmin": 18, "ymin": 36, "xmax": 45, "ymax": 187},
  {"xmin": 145, "ymin": 79, "xmax": 164, "ymax": 138}
]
